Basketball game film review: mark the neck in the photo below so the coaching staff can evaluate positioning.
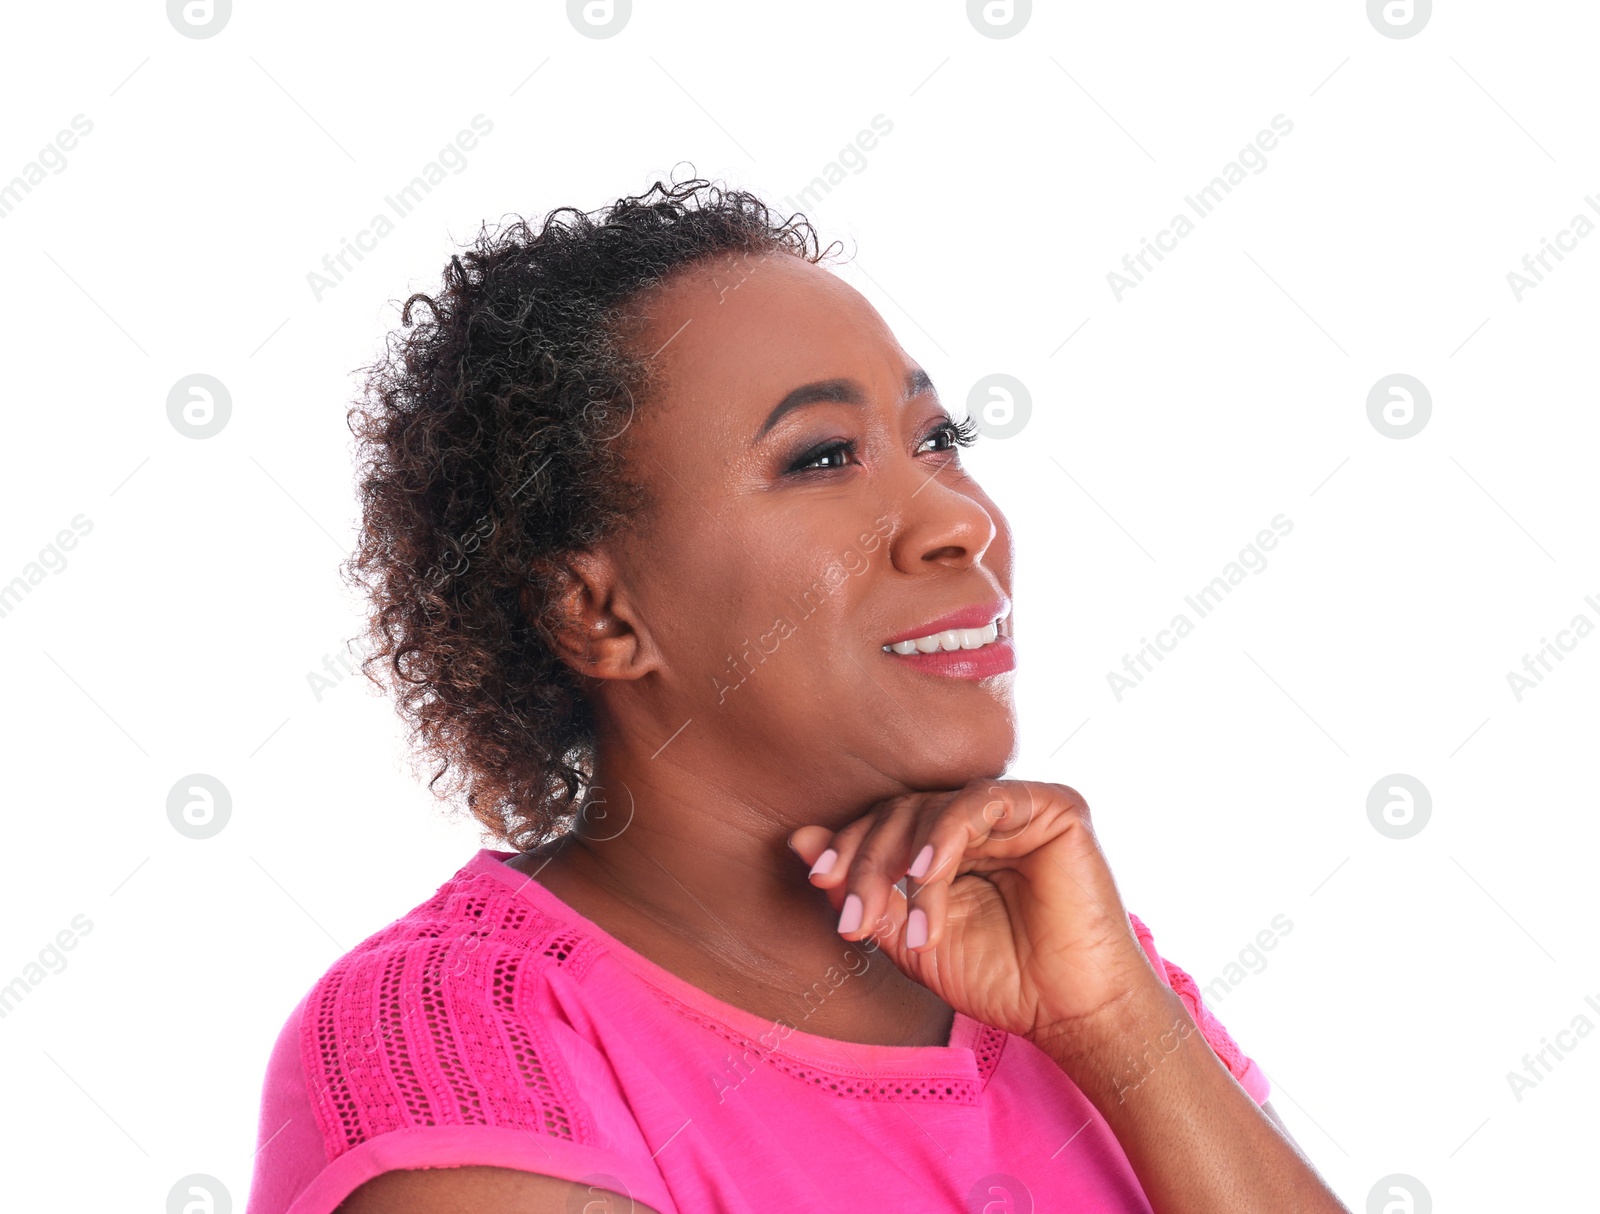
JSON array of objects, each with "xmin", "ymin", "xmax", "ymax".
[{"xmin": 514, "ymin": 741, "xmax": 953, "ymax": 1047}]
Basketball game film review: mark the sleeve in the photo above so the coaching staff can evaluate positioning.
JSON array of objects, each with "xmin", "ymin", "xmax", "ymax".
[
  {"xmin": 244, "ymin": 941, "xmax": 677, "ymax": 1214},
  {"xmin": 1126, "ymin": 912, "xmax": 1271, "ymax": 1106}
]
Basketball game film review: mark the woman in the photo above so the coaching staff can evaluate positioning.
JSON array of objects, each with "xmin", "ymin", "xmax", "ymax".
[{"xmin": 245, "ymin": 176, "xmax": 1349, "ymax": 1213}]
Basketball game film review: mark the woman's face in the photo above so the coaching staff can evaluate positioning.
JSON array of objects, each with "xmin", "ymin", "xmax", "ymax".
[{"xmin": 593, "ymin": 249, "xmax": 1018, "ymax": 809}]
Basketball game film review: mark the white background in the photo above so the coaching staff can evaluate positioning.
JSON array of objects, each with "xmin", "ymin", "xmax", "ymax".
[{"xmin": 1, "ymin": 1, "xmax": 1594, "ymax": 1210}]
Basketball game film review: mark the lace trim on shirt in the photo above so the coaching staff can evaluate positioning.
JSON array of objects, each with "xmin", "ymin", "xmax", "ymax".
[{"xmin": 640, "ymin": 980, "xmax": 1009, "ymax": 1104}]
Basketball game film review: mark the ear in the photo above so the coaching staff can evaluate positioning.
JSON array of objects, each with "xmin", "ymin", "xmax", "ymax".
[{"xmin": 524, "ymin": 550, "xmax": 656, "ymax": 682}]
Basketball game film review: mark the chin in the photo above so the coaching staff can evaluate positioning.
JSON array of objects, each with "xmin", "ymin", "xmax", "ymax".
[{"xmin": 910, "ymin": 728, "xmax": 1019, "ymax": 789}]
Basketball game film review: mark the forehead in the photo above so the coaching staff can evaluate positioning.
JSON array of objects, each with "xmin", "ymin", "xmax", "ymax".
[{"xmin": 628, "ymin": 252, "xmax": 910, "ymax": 419}]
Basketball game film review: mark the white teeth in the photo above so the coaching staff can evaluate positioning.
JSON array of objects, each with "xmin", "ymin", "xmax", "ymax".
[{"xmin": 883, "ymin": 620, "xmax": 999, "ymax": 654}]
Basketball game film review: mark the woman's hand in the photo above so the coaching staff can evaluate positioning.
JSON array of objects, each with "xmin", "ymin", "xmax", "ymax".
[
  {"xmin": 787, "ymin": 779, "xmax": 1163, "ymax": 1049},
  {"xmin": 793, "ymin": 783, "xmax": 1354, "ymax": 1214}
]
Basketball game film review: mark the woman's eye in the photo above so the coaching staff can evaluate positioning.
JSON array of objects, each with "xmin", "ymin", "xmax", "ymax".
[
  {"xmin": 917, "ymin": 415, "xmax": 982, "ymax": 455},
  {"xmin": 788, "ymin": 440, "xmax": 856, "ymax": 474},
  {"xmin": 786, "ymin": 417, "xmax": 979, "ymax": 474}
]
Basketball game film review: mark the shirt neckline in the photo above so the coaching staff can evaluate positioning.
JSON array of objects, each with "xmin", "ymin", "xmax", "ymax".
[{"xmin": 467, "ymin": 847, "xmax": 987, "ymax": 1080}]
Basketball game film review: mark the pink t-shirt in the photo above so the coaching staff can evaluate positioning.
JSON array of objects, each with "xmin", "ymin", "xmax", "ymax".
[{"xmin": 245, "ymin": 848, "xmax": 1269, "ymax": 1214}]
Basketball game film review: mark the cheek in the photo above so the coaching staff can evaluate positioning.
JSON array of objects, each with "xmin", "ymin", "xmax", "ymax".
[
  {"xmin": 726, "ymin": 563, "xmax": 853, "ymax": 669},
  {"xmin": 696, "ymin": 564, "xmax": 869, "ymax": 702},
  {"xmin": 643, "ymin": 551, "xmax": 823, "ymax": 686}
]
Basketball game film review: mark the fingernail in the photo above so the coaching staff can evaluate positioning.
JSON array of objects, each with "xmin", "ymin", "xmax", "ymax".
[
  {"xmin": 907, "ymin": 843, "xmax": 934, "ymax": 880},
  {"xmin": 905, "ymin": 906, "xmax": 927, "ymax": 949},
  {"xmin": 809, "ymin": 848, "xmax": 837, "ymax": 878},
  {"xmin": 837, "ymin": 893, "xmax": 863, "ymax": 934}
]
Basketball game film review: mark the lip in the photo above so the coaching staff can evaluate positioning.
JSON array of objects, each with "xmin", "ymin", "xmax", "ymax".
[
  {"xmin": 882, "ymin": 596, "xmax": 1011, "ymax": 647},
  {"xmin": 882, "ymin": 635, "xmax": 1016, "ymax": 681}
]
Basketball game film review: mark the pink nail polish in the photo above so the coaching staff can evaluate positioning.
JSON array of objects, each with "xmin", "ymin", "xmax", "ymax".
[
  {"xmin": 905, "ymin": 906, "xmax": 927, "ymax": 948},
  {"xmin": 907, "ymin": 844, "xmax": 933, "ymax": 880},
  {"xmin": 837, "ymin": 893, "xmax": 863, "ymax": 934},
  {"xmin": 810, "ymin": 848, "xmax": 837, "ymax": 878}
]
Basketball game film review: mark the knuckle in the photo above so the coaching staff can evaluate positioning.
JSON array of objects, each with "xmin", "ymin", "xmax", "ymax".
[
  {"xmin": 849, "ymin": 851, "xmax": 888, "ymax": 881},
  {"xmin": 832, "ymin": 818, "xmax": 873, "ymax": 849},
  {"xmin": 876, "ymin": 793, "xmax": 919, "ymax": 816},
  {"xmin": 1053, "ymin": 782, "xmax": 1089, "ymax": 812}
]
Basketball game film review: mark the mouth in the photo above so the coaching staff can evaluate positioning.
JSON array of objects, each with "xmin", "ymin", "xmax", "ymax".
[{"xmin": 879, "ymin": 599, "xmax": 1016, "ymax": 680}]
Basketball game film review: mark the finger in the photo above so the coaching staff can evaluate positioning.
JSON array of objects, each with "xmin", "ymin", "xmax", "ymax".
[
  {"xmin": 864, "ymin": 881, "xmax": 914, "ymax": 971},
  {"xmin": 794, "ymin": 827, "xmax": 921, "ymax": 979},
  {"xmin": 833, "ymin": 800, "xmax": 925, "ymax": 943},
  {"xmin": 900, "ymin": 778, "xmax": 1009, "ymax": 895},
  {"xmin": 896, "ymin": 779, "xmax": 1034, "ymax": 951},
  {"xmin": 904, "ymin": 872, "xmax": 946, "ymax": 953},
  {"xmin": 935, "ymin": 778, "xmax": 1043, "ymax": 866},
  {"xmin": 786, "ymin": 825, "xmax": 833, "ymax": 869},
  {"xmin": 802, "ymin": 815, "xmax": 874, "ymax": 892},
  {"xmin": 902, "ymin": 787, "xmax": 990, "ymax": 951},
  {"xmin": 784, "ymin": 828, "xmax": 856, "ymax": 926},
  {"xmin": 788, "ymin": 822, "xmax": 866, "ymax": 895}
]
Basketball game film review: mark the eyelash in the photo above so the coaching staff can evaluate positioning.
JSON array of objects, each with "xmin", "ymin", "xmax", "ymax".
[{"xmin": 787, "ymin": 415, "xmax": 981, "ymax": 475}]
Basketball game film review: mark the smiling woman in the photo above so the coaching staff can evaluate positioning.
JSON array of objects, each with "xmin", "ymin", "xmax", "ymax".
[{"xmin": 242, "ymin": 173, "xmax": 1349, "ymax": 1214}]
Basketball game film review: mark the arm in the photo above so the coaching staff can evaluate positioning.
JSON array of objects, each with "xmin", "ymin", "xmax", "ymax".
[
  {"xmin": 1261, "ymin": 1100, "xmax": 1302, "ymax": 1145},
  {"xmin": 791, "ymin": 778, "xmax": 1350, "ymax": 1213},
  {"xmin": 336, "ymin": 1165, "xmax": 664, "ymax": 1214},
  {"xmin": 1034, "ymin": 983, "xmax": 1349, "ymax": 1214}
]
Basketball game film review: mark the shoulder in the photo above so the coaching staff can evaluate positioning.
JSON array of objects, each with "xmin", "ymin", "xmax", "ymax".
[
  {"xmin": 245, "ymin": 856, "xmax": 674, "ymax": 1214},
  {"xmin": 299, "ymin": 860, "xmax": 604, "ymax": 1154},
  {"xmin": 1126, "ymin": 911, "xmax": 1271, "ymax": 1106}
]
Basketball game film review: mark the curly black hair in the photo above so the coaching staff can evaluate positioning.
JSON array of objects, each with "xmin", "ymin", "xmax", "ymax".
[{"xmin": 341, "ymin": 172, "xmax": 843, "ymax": 851}]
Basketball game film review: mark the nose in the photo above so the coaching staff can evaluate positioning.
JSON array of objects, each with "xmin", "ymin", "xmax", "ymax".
[{"xmin": 884, "ymin": 462, "xmax": 1000, "ymax": 573}]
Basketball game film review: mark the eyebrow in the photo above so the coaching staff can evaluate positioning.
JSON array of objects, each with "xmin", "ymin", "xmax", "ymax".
[{"xmin": 754, "ymin": 367, "xmax": 936, "ymax": 442}]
